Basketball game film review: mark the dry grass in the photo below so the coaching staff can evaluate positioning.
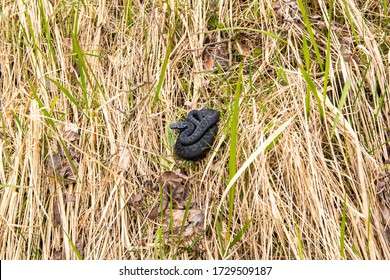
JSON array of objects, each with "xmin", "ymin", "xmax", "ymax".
[{"xmin": 0, "ymin": 0, "xmax": 389, "ymax": 260}]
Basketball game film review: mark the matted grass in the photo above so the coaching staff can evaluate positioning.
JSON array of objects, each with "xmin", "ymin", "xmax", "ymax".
[{"xmin": 0, "ymin": 0, "xmax": 389, "ymax": 260}]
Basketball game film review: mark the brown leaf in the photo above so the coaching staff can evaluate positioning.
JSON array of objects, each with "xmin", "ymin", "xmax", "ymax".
[
  {"xmin": 75, "ymin": 235, "xmax": 85, "ymax": 259},
  {"xmin": 236, "ymin": 41, "xmax": 251, "ymax": 55},
  {"xmin": 309, "ymin": 14, "xmax": 322, "ymax": 20},
  {"xmin": 352, "ymin": 52, "xmax": 362, "ymax": 65},
  {"xmin": 342, "ymin": 49, "xmax": 353, "ymax": 62},
  {"xmin": 130, "ymin": 193, "xmax": 143, "ymax": 203},
  {"xmin": 164, "ymin": 209, "xmax": 205, "ymax": 232},
  {"xmin": 47, "ymin": 154, "xmax": 63, "ymax": 171},
  {"xmin": 214, "ymin": 47, "xmax": 229, "ymax": 69},
  {"xmin": 117, "ymin": 147, "xmax": 131, "ymax": 172},
  {"xmin": 127, "ymin": 193, "xmax": 144, "ymax": 211},
  {"xmin": 317, "ymin": 21, "xmax": 327, "ymax": 29},
  {"xmin": 380, "ymin": 202, "xmax": 390, "ymax": 223},
  {"xmin": 173, "ymin": 185, "xmax": 191, "ymax": 209},
  {"xmin": 53, "ymin": 199, "xmax": 61, "ymax": 227},
  {"xmin": 62, "ymin": 123, "xmax": 80, "ymax": 142},
  {"xmin": 188, "ymin": 210, "xmax": 205, "ymax": 227},
  {"xmin": 53, "ymin": 249, "xmax": 63, "ymax": 260},
  {"xmin": 273, "ymin": 0, "xmax": 301, "ymax": 23},
  {"xmin": 57, "ymin": 165, "xmax": 77, "ymax": 185},
  {"xmin": 67, "ymin": 146, "xmax": 81, "ymax": 161},
  {"xmin": 183, "ymin": 224, "xmax": 195, "ymax": 237},
  {"xmin": 161, "ymin": 171, "xmax": 184, "ymax": 184},
  {"xmin": 202, "ymin": 36, "xmax": 230, "ymax": 70},
  {"xmin": 148, "ymin": 197, "xmax": 168, "ymax": 220},
  {"xmin": 165, "ymin": 209, "xmax": 186, "ymax": 227},
  {"xmin": 162, "ymin": 179, "xmax": 191, "ymax": 209},
  {"xmin": 203, "ymin": 52, "xmax": 214, "ymax": 71}
]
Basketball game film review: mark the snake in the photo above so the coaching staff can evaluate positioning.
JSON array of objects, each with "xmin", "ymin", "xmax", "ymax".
[{"xmin": 170, "ymin": 109, "xmax": 220, "ymax": 161}]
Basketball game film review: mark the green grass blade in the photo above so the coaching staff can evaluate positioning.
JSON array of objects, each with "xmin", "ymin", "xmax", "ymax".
[
  {"xmin": 302, "ymin": 35, "xmax": 310, "ymax": 70},
  {"xmin": 294, "ymin": 217, "xmax": 304, "ymax": 260},
  {"xmin": 29, "ymin": 79, "xmax": 79, "ymax": 179},
  {"xmin": 46, "ymin": 77, "xmax": 83, "ymax": 111},
  {"xmin": 63, "ymin": 230, "xmax": 83, "ymax": 260},
  {"xmin": 124, "ymin": 0, "xmax": 133, "ymax": 27},
  {"xmin": 321, "ymin": 0, "xmax": 334, "ymax": 99},
  {"xmin": 227, "ymin": 63, "xmax": 243, "ymax": 242},
  {"xmin": 331, "ymin": 80, "xmax": 351, "ymax": 139},
  {"xmin": 299, "ymin": 66, "xmax": 325, "ymax": 121},
  {"xmin": 152, "ymin": 36, "xmax": 172, "ymax": 109},
  {"xmin": 227, "ymin": 218, "xmax": 253, "ymax": 252},
  {"xmin": 214, "ymin": 205, "xmax": 226, "ymax": 256},
  {"xmin": 152, "ymin": 6, "xmax": 177, "ymax": 109},
  {"xmin": 277, "ymin": 67, "xmax": 289, "ymax": 85},
  {"xmin": 297, "ymin": 0, "xmax": 324, "ymax": 71},
  {"xmin": 154, "ymin": 227, "xmax": 164, "ymax": 260}
]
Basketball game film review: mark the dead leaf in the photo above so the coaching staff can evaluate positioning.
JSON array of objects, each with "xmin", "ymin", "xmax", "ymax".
[
  {"xmin": 376, "ymin": 170, "xmax": 389, "ymax": 194},
  {"xmin": 163, "ymin": 209, "xmax": 205, "ymax": 236},
  {"xmin": 117, "ymin": 147, "xmax": 131, "ymax": 172},
  {"xmin": 162, "ymin": 179, "xmax": 191, "ymax": 209},
  {"xmin": 203, "ymin": 52, "xmax": 214, "ymax": 71},
  {"xmin": 148, "ymin": 197, "xmax": 168, "ymax": 220},
  {"xmin": 46, "ymin": 142, "xmax": 80, "ymax": 187},
  {"xmin": 53, "ymin": 249, "xmax": 63, "ymax": 260},
  {"xmin": 127, "ymin": 193, "xmax": 144, "ymax": 211},
  {"xmin": 62, "ymin": 123, "xmax": 80, "ymax": 142},
  {"xmin": 214, "ymin": 47, "xmax": 229, "ymax": 68},
  {"xmin": 173, "ymin": 184, "xmax": 191, "ymax": 209},
  {"xmin": 183, "ymin": 224, "xmax": 195, "ymax": 237},
  {"xmin": 317, "ymin": 21, "xmax": 327, "ymax": 29},
  {"xmin": 75, "ymin": 235, "xmax": 85, "ymax": 259},
  {"xmin": 188, "ymin": 209, "xmax": 205, "ymax": 227},
  {"xmin": 202, "ymin": 36, "xmax": 230, "ymax": 71},
  {"xmin": 165, "ymin": 209, "xmax": 185, "ymax": 226},
  {"xmin": 57, "ymin": 165, "xmax": 77, "ymax": 185},
  {"xmin": 47, "ymin": 154, "xmax": 63, "ymax": 171},
  {"xmin": 161, "ymin": 171, "xmax": 184, "ymax": 184},
  {"xmin": 67, "ymin": 145, "xmax": 81, "ymax": 161},
  {"xmin": 53, "ymin": 199, "xmax": 61, "ymax": 227},
  {"xmin": 236, "ymin": 41, "xmax": 251, "ymax": 55},
  {"xmin": 273, "ymin": 0, "xmax": 301, "ymax": 23}
]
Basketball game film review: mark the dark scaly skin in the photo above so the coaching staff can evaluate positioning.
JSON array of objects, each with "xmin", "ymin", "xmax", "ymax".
[
  {"xmin": 170, "ymin": 109, "xmax": 220, "ymax": 161},
  {"xmin": 176, "ymin": 109, "xmax": 219, "ymax": 145}
]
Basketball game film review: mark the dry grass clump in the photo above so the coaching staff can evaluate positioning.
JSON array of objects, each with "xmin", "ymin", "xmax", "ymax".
[{"xmin": 0, "ymin": 0, "xmax": 389, "ymax": 259}]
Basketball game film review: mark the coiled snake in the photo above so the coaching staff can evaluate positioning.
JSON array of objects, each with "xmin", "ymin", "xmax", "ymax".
[{"xmin": 170, "ymin": 109, "xmax": 220, "ymax": 161}]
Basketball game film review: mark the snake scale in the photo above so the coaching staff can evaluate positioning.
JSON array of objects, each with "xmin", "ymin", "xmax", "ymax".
[{"xmin": 170, "ymin": 109, "xmax": 220, "ymax": 161}]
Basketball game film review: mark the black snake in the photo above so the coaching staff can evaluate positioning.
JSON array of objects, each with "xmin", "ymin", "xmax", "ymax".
[{"xmin": 170, "ymin": 109, "xmax": 220, "ymax": 161}]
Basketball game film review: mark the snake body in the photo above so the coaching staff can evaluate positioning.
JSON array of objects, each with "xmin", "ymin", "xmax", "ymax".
[{"xmin": 170, "ymin": 109, "xmax": 220, "ymax": 161}]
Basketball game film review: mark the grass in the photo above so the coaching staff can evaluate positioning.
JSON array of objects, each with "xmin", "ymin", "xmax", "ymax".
[{"xmin": 0, "ymin": 0, "xmax": 389, "ymax": 260}]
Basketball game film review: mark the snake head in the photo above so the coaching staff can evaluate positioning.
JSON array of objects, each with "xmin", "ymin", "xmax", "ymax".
[{"xmin": 170, "ymin": 122, "xmax": 189, "ymax": 132}]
